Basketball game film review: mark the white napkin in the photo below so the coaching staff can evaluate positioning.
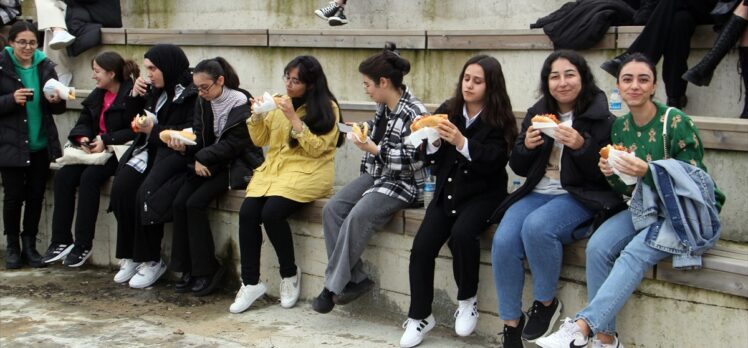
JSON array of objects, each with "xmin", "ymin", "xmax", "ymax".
[
  {"xmin": 43, "ymin": 78, "xmax": 76, "ymax": 100},
  {"xmin": 608, "ymin": 149, "xmax": 638, "ymax": 185},
  {"xmin": 407, "ymin": 127, "xmax": 440, "ymax": 147},
  {"xmin": 252, "ymin": 92, "xmax": 278, "ymax": 114},
  {"xmin": 346, "ymin": 132, "xmax": 368, "ymax": 143},
  {"xmin": 532, "ymin": 119, "xmax": 572, "ymax": 138}
]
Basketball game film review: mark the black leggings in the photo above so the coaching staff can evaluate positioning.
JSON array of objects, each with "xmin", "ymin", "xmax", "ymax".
[
  {"xmin": 238, "ymin": 196, "xmax": 305, "ymax": 285},
  {"xmin": 1, "ymin": 151, "xmax": 49, "ymax": 238}
]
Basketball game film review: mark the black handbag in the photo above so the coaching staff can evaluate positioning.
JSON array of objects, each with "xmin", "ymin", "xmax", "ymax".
[{"xmin": 712, "ymin": 0, "xmax": 741, "ymax": 25}]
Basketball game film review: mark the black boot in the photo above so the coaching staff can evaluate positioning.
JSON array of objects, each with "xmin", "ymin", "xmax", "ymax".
[
  {"xmin": 21, "ymin": 235, "xmax": 46, "ymax": 268},
  {"xmin": 601, "ymin": 52, "xmax": 629, "ymax": 77},
  {"xmin": 740, "ymin": 47, "xmax": 748, "ymax": 119},
  {"xmin": 683, "ymin": 15, "xmax": 748, "ymax": 87},
  {"xmin": 5, "ymin": 233, "xmax": 22, "ymax": 269}
]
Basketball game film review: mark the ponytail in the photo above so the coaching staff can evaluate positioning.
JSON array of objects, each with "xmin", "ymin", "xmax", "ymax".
[
  {"xmin": 194, "ymin": 57, "xmax": 240, "ymax": 89},
  {"xmin": 122, "ymin": 60, "xmax": 140, "ymax": 82}
]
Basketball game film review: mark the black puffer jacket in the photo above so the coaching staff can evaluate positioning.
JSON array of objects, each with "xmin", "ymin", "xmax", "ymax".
[
  {"xmin": 0, "ymin": 50, "xmax": 65, "ymax": 167},
  {"xmin": 190, "ymin": 89, "xmax": 264, "ymax": 190},
  {"xmin": 68, "ymin": 80, "xmax": 136, "ymax": 146},
  {"xmin": 489, "ymin": 90, "xmax": 625, "ymax": 231}
]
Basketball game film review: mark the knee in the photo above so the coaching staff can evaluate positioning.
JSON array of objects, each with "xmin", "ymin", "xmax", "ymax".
[
  {"xmin": 410, "ymin": 239, "xmax": 438, "ymax": 263},
  {"xmin": 54, "ymin": 168, "xmax": 79, "ymax": 187},
  {"xmin": 491, "ymin": 228, "xmax": 514, "ymax": 259},
  {"xmin": 184, "ymin": 196, "xmax": 209, "ymax": 212},
  {"xmin": 586, "ymin": 237, "xmax": 614, "ymax": 266},
  {"xmin": 261, "ymin": 208, "xmax": 288, "ymax": 225},
  {"xmin": 449, "ymin": 229, "xmax": 478, "ymax": 249},
  {"xmin": 672, "ymin": 10, "xmax": 695, "ymax": 30}
]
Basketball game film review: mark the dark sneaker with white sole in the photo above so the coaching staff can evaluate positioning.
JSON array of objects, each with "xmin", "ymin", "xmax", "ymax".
[
  {"xmin": 43, "ymin": 243, "xmax": 73, "ymax": 263},
  {"xmin": 314, "ymin": 1, "xmax": 340, "ymax": 20},
  {"xmin": 63, "ymin": 245, "xmax": 92, "ymax": 267},
  {"xmin": 333, "ymin": 278, "xmax": 375, "ymax": 305},
  {"xmin": 501, "ymin": 314, "xmax": 526, "ymax": 348},
  {"xmin": 522, "ymin": 298, "xmax": 562, "ymax": 341},
  {"xmin": 328, "ymin": 7, "xmax": 348, "ymax": 26}
]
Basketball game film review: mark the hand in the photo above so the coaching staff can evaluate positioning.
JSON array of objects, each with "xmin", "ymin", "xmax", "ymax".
[
  {"xmin": 167, "ymin": 137, "xmax": 186, "ymax": 152},
  {"xmin": 277, "ymin": 97, "xmax": 296, "ymax": 121},
  {"xmin": 13, "ymin": 88, "xmax": 33, "ymax": 105},
  {"xmin": 599, "ymin": 157, "xmax": 614, "ymax": 177},
  {"xmin": 555, "ymin": 124, "xmax": 584, "ymax": 150},
  {"xmin": 436, "ymin": 119, "xmax": 466, "ymax": 149},
  {"xmin": 353, "ymin": 137, "xmax": 379, "ymax": 155},
  {"xmin": 194, "ymin": 161, "xmax": 212, "ymax": 177},
  {"xmin": 45, "ymin": 90, "xmax": 62, "ymax": 103},
  {"xmin": 131, "ymin": 77, "xmax": 149, "ymax": 97},
  {"xmin": 138, "ymin": 118, "xmax": 154, "ymax": 135},
  {"xmin": 524, "ymin": 126, "xmax": 544, "ymax": 150},
  {"xmin": 89, "ymin": 137, "xmax": 105, "ymax": 153},
  {"xmin": 613, "ymin": 154, "xmax": 649, "ymax": 177}
]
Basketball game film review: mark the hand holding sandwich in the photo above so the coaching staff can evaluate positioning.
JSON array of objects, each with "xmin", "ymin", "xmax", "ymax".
[
  {"xmin": 435, "ymin": 119, "xmax": 465, "ymax": 150},
  {"xmin": 554, "ymin": 124, "xmax": 583, "ymax": 150}
]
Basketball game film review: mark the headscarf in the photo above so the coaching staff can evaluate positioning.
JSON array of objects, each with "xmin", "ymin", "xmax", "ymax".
[{"xmin": 143, "ymin": 44, "xmax": 190, "ymax": 98}]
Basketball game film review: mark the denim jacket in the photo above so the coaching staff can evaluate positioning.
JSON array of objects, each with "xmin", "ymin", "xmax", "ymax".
[{"xmin": 629, "ymin": 159, "xmax": 721, "ymax": 270}]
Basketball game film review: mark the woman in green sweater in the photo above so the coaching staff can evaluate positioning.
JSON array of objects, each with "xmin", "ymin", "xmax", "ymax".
[
  {"xmin": 538, "ymin": 53, "xmax": 725, "ymax": 348},
  {"xmin": 0, "ymin": 21, "xmax": 65, "ymax": 269}
]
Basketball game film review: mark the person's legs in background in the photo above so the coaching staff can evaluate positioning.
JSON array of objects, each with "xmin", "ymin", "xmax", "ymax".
[{"xmin": 35, "ymin": 0, "xmax": 74, "ymax": 84}]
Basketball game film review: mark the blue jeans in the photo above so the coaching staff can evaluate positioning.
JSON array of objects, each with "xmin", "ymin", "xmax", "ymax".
[
  {"xmin": 491, "ymin": 192, "xmax": 594, "ymax": 320},
  {"xmin": 576, "ymin": 209, "xmax": 670, "ymax": 335}
]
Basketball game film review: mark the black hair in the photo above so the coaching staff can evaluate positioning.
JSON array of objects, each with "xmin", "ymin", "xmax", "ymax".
[
  {"xmin": 616, "ymin": 52, "xmax": 658, "ymax": 84},
  {"xmin": 193, "ymin": 57, "xmax": 240, "ymax": 90},
  {"xmin": 8, "ymin": 21, "xmax": 38, "ymax": 43},
  {"xmin": 284, "ymin": 55, "xmax": 344, "ymax": 147},
  {"xmin": 92, "ymin": 51, "xmax": 139, "ymax": 84},
  {"xmin": 539, "ymin": 50, "xmax": 600, "ymax": 116},
  {"xmin": 448, "ymin": 55, "xmax": 518, "ymax": 151},
  {"xmin": 358, "ymin": 42, "xmax": 411, "ymax": 90}
]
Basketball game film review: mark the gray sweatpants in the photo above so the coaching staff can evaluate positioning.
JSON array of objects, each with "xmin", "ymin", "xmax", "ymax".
[{"xmin": 322, "ymin": 173, "xmax": 409, "ymax": 294}]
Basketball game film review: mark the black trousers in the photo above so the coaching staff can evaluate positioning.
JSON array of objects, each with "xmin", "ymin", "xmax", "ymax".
[
  {"xmin": 50, "ymin": 156, "xmax": 118, "ymax": 249},
  {"xmin": 407, "ymin": 194, "xmax": 499, "ymax": 319},
  {"xmin": 170, "ymin": 169, "xmax": 228, "ymax": 277},
  {"xmin": 238, "ymin": 196, "xmax": 305, "ymax": 285},
  {"xmin": 1, "ymin": 150, "xmax": 50, "ymax": 238},
  {"xmin": 627, "ymin": 0, "xmax": 716, "ymax": 99}
]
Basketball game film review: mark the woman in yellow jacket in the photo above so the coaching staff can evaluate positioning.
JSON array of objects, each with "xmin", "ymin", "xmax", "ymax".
[{"xmin": 230, "ymin": 55, "xmax": 343, "ymax": 314}]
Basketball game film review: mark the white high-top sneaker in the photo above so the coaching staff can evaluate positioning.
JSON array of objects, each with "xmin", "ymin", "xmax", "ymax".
[
  {"xmin": 229, "ymin": 282, "xmax": 267, "ymax": 314},
  {"xmin": 400, "ymin": 314, "xmax": 435, "ymax": 348},
  {"xmin": 454, "ymin": 296, "xmax": 479, "ymax": 336}
]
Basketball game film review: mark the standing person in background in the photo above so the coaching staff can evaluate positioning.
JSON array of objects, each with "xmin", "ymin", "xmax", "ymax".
[
  {"xmin": 230, "ymin": 55, "xmax": 342, "ymax": 314},
  {"xmin": 315, "ymin": 0, "xmax": 349, "ymax": 26},
  {"xmin": 0, "ymin": 21, "xmax": 65, "ymax": 269},
  {"xmin": 169, "ymin": 57, "xmax": 264, "ymax": 297},
  {"xmin": 109, "ymin": 44, "xmax": 198, "ymax": 289},
  {"xmin": 399, "ymin": 55, "xmax": 518, "ymax": 347},
  {"xmin": 313, "ymin": 43, "xmax": 427, "ymax": 315},
  {"xmin": 42, "ymin": 51, "xmax": 139, "ymax": 267},
  {"xmin": 491, "ymin": 50, "xmax": 623, "ymax": 348}
]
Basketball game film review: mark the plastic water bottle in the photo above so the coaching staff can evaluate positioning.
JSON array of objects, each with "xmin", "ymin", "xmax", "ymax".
[
  {"xmin": 511, "ymin": 179, "xmax": 521, "ymax": 193},
  {"xmin": 423, "ymin": 169, "xmax": 436, "ymax": 208},
  {"xmin": 609, "ymin": 88, "xmax": 622, "ymax": 113}
]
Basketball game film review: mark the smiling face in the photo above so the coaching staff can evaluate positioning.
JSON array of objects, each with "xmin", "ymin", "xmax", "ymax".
[
  {"xmin": 283, "ymin": 67, "xmax": 307, "ymax": 98},
  {"xmin": 617, "ymin": 61, "xmax": 656, "ymax": 109},
  {"xmin": 547, "ymin": 58, "xmax": 582, "ymax": 112},
  {"xmin": 10, "ymin": 30, "xmax": 37, "ymax": 64},
  {"xmin": 143, "ymin": 58, "xmax": 164, "ymax": 88},
  {"xmin": 91, "ymin": 60, "xmax": 117, "ymax": 90},
  {"xmin": 462, "ymin": 63, "xmax": 486, "ymax": 105},
  {"xmin": 193, "ymin": 72, "xmax": 223, "ymax": 101}
]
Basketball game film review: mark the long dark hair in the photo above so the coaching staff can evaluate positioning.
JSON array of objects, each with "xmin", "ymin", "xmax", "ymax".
[
  {"xmin": 539, "ymin": 50, "xmax": 599, "ymax": 116},
  {"xmin": 284, "ymin": 55, "xmax": 344, "ymax": 147},
  {"xmin": 8, "ymin": 21, "xmax": 37, "ymax": 42},
  {"xmin": 193, "ymin": 57, "xmax": 240, "ymax": 89},
  {"xmin": 358, "ymin": 42, "xmax": 410, "ymax": 90},
  {"xmin": 92, "ymin": 51, "xmax": 139, "ymax": 84},
  {"xmin": 447, "ymin": 55, "xmax": 517, "ymax": 151}
]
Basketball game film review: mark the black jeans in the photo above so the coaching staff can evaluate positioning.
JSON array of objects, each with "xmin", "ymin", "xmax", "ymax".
[
  {"xmin": 110, "ymin": 164, "xmax": 147, "ymax": 260},
  {"xmin": 170, "ymin": 169, "xmax": 228, "ymax": 277},
  {"xmin": 407, "ymin": 194, "xmax": 499, "ymax": 319},
  {"xmin": 1, "ymin": 150, "xmax": 50, "ymax": 238},
  {"xmin": 626, "ymin": 0, "xmax": 716, "ymax": 99},
  {"xmin": 50, "ymin": 156, "xmax": 118, "ymax": 249},
  {"xmin": 238, "ymin": 196, "xmax": 305, "ymax": 285}
]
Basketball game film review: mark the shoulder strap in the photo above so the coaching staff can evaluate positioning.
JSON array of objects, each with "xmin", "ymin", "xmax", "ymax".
[{"xmin": 662, "ymin": 107, "xmax": 673, "ymax": 159}]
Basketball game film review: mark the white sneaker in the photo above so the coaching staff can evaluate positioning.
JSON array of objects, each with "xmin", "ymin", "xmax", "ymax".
[
  {"xmin": 400, "ymin": 314, "xmax": 435, "ymax": 348},
  {"xmin": 536, "ymin": 317, "xmax": 589, "ymax": 348},
  {"xmin": 49, "ymin": 30, "xmax": 76, "ymax": 50},
  {"xmin": 454, "ymin": 296, "xmax": 479, "ymax": 336},
  {"xmin": 592, "ymin": 336, "xmax": 624, "ymax": 348},
  {"xmin": 128, "ymin": 260, "xmax": 167, "ymax": 289},
  {"xmin": 113, "ymin": 259, "xmax": 139, "ymax": 283},
  {"xmin": 229, "ymin": 282, "xmax": 267, "ymax": 314},
  {"xmin": 279, "ymin": 266, "xmax": 301, "ymax": 308}
]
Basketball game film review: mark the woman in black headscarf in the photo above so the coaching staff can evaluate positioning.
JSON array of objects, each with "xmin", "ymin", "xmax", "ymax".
[{"xmin": 109, "ymin": 44, "xmax": 198, "ymax": 289}]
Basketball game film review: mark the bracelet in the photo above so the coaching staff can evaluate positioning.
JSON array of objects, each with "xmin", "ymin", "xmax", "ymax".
[{"xmin": 290, "ymin": 122, "xmax": 308, "ymax": 139}]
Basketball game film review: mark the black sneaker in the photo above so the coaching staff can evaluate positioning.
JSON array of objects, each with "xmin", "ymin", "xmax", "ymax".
[
  {"xmin": 328, "ymin": 7, "xmax": 348, "ymax": 26},
  {"xmin": 314, "ymin": 1, "xmax": 339, "ymax": 20},
  {"xmin": 600, "ymin": 54, "xmax": 628, "ymax": 78},
  {"xmin": 312, "ymin": 288, "xmax": 335, "ymax": 314},
  {"xmin": 333, "ymin": 278, "xmax": 375, "ymax": 305},
  {"xmin": 43, "ymin": 243, "xmax": 73, "ymax": 263},
  {"xmin": 175, "ymin": 272, "xmax": 194, "ymax": 293},
  {"xmin": 522, "ymin": 298, "xmax": 562, "ymax": 342},
  {"xmin": 500, "ymin": 314, "xmax": 525, "ymax": 348},
  {"xmin": 63, "ymin": 245, "xmax": 92, "ymax": 268}
]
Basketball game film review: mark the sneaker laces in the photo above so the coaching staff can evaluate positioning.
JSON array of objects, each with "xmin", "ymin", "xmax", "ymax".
[
  {"xmin": 454, "ymin": 299, "xmax": 478, "ymax": 319},
  {"xmin": 52, "ymin": 244, "xmax": 68, "ymax": 254},
  {"xmin": 118, "ymin": 259, "xmax": 132, "ymax": 270},
  {"xmin": 526, "ymin": 301, "xmax": 541, "ymax": 318},
  {"xmin": 318, "ymin": 1, "xmax": 338, "ymax": 16},
  {"xmin": 551, "ymin": 317, "xmax": 583, "ymax": 341},
  {"xmin": 280, "ymin": 276, "xmax": 296, "ymax": 298},
  {"xmin": 234, "ymin": 284, "xmax": 249, "ymax": 301}
]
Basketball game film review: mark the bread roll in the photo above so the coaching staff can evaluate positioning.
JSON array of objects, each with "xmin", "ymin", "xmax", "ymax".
[
  {"xmin": 159, "ymin": 130, "xmax": 197, "ymax": 144},
  {"xmin": 410, "ymin": 114, "xmax": 448, "ymax": 132},
  {"xmin": 351, "ymin": 122, "xmax": 369, "ymax": 142},
  {"xmin": 531, "ymin": 114, "xmax": 560, "ymax": 124}
]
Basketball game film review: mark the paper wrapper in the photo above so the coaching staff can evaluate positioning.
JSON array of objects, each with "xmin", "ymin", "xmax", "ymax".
[
  {"xmin": 252, "ymin": 92, "xmax": 278, "ymax": 114},
  {"xmin": 407, "ymin": 127, "xmax": 440, "ymax": 147},
  {"xmin": 43, "ymin": 78, "xmax": 76, "ymax": 100},
  {"xmin": 346, "ymin": 132, "xmax": 368, "ymax": 143},
  {"xmin": 532, "ymin": 119, "xmax": 572, "ymax": 138},
  {"xmin": 608, "ymin": 149, "xmax": 638, "ymax": 185}
]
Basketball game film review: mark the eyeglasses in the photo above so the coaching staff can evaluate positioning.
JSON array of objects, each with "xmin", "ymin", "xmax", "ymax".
[
  {"xmin": 282, "ymin": 74, "xmax": 302, "ymax": 86},
  {"xmin": 197, "ymin": 82, "xmax": 215, "ymax": 93},
  {"xmin": 14, "ymin": 40, "xmax": 38, "ymax": 48}
]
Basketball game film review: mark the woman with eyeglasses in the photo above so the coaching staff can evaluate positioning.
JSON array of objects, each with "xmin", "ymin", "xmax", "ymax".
[
  {"xmin": 229, "ymin": 55, "xmax": 343, "ymax": 314},
  {"xmin": 0, "ymin": 21, "xmax": 66, "ymax": 269},
  {"xmin": 167, "ymin": 57, "xmax": 264, "ymax": 297},
  {"xmin": 109, "ymin": 44, "xmax": 198, "ymax": 289}
]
